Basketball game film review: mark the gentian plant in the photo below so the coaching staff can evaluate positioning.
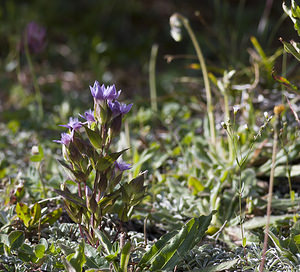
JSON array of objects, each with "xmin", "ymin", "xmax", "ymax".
[{"xmin": 54, "ymin": 81, "xmax": 145, "ymax": 247}]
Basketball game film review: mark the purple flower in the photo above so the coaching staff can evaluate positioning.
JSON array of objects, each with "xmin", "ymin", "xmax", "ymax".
[
  {"xmin": 53, "ymin": 132, "xmax": 73, "ymax": 146},
  {"xmin": 24, "ymin": 22, "xmax": 46, "ymax": 53},
  {"xmin": 60, "ymin": 117, "xmax": 82, "ymax": 131},
  {"xmin": 90, "ymin": 81, "xmax": 121, "ymax": 101},
  {"xmin": 114, "ymin": 159, "xmax": 132, "ymax": 172},
  {"xmin": 79, "ymin": 109, "xmax": 95, "ymax": 124},
  {"xmin": 108, "ymin": 101, "xmax": 133, "ymax": 116}
]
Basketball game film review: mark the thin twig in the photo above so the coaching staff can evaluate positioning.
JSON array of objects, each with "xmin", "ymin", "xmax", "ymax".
[
  {"xmin": 149, "ymin": 44, "xmax": 159, "ymax": 112},
  {"xmin": 259, "ymin": 110, "xmax": 280, "ymax": 272}
]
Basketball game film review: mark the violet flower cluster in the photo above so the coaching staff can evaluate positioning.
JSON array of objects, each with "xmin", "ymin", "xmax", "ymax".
[
  {"xmin": 53, "ymin": 81, "xmax": 147, "ymax": 247},
  {"xmin": 21, "ymin": 21, "xmax": 46, "ymax": 54},
  {"xmin": 54, "ymin": 81, "xmax": 132, "ymax": 171},
  {"xmin": 54, "ymin": 81, "xmax": 146, "ymax": 247}
]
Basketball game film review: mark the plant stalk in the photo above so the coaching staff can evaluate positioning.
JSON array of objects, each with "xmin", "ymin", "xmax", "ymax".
[
  {"xmin": 149, "ymin": 44, "xmax": 159, "ymax": 112},
  {"xmin": 259, "ymin": 114, "xmax": 279, "ymax": 272},
  {"xmin": 24, "ymin": 35, "xmax": 44, "ymax": 120},
  {"xmin": 176, "ymin": 13, "xmax": 216, "ymax": 145}
]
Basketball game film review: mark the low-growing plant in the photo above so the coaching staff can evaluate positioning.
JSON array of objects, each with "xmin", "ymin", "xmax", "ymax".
[
  {"xmin": 54, "ymin": 82, "xmax": 146, "ymax": 245},
  {"xmin": 53, "ymin": 81, "xmax": 215, "ymax": 271}
]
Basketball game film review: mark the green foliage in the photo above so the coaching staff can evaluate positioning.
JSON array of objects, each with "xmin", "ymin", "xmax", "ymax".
[
  {"xmin": 1, "ymin": 1, "xmax": 300, "ymax": 271},
  {"xmin": 138, "ymin": 212, "xmax": 214, "ymax": 271},
  {"xmin": 16, "ymin": 202, "xmax": 62, "ymax": 229}
]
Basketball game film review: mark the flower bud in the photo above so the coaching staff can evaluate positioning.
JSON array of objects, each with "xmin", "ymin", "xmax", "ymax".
[
  {"xmin": 233, "ymin": 105, "xmax": 240, "ymax": 115},
  {"xmin": 110, "ymin": 114, "xmax": 122, "ymax": 137},
  {"xmin": 221, "ymin": 122, "xmax": 227, "ymax": 130},
  {"xmin": 274, "ymin": 104, "xmax": 285, "ymax": 116},
  {"xmin": 85, "ymin": 185, "xmax": 97, "ymax": 213}
]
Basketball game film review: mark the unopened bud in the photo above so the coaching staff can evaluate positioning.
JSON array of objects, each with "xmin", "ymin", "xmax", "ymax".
[
  {"xmin": 274, "ymin": 104, "xmax": 285, "ymax": 116},
  {"xmin": 110, "ymin": 114, "xmax": 122, "ymax": 137},
  {"xmin": 31, "ymin": 145, "xmax": 39, "ymax": 155},
  {"xmin": 233, "ymin": 105, "xmax": 240, "ymax": 115},
  {"xmin": 221, "ymin": 122, "xmax": 227, "ymax": 130}
]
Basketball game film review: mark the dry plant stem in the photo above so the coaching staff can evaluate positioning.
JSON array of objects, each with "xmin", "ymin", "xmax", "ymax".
[
  {"xmin": 259, "ymin": 116, "xmax": 278, "ymax": 272},
  {"xmin": 176, "ymin": 13, "xmax": 216, "ymax": 145},
  {"xmin": 149, "ymin": 44, "xmax": 159, "ymax": 112}
]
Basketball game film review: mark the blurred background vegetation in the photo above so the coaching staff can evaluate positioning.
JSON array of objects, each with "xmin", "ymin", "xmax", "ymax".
[{"xmin": 0, "ymin": 0, "xmax": 295, "ymax": 104}]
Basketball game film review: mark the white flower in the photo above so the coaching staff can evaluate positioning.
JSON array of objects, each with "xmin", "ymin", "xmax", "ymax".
[{"xmin": 233, "ymin": 105, "xmax": 240, "ymax": 114}]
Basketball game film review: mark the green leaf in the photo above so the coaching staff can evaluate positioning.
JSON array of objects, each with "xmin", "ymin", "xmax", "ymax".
[
  {"xmin": 120, "ymin": 242, "xmax": 131, "ymax": 272},
  {"xmin": 30, "ymin": 145, "xmax": 44, "ymax": 162},
  {"xmin": 29, "ymin": 203, "xmax": 41, "ymax": 227},
  {"xmin": 85, "ymin": 243, "xmax": 110, "ymax": 269},
  {"xmin": 18, "ymin": 244, "xmax": 37, "ymax": 263},
  {"xmin": 96, "ymin": 157, "xmax": 113, "ymax": 171},
  {"xmin": 283, "ymin": 1, "xmax": 300, "ymax": 35},
  {"xmin": 294, "ymin": 234, "xmax": 300, "ymax": 244},
  {"xmin": 244, "ymin": 214, "xmax": 294, "ymax": 229},
  {"xmin": 66, "ymin": 240, "xmax": 86, "ymax": 272},
  {"xmin": 0, "ymin": 234, "xmax": 9, "ymax": 247},
  {"xmin": 54, "ymin": 189, "xmax": 86, "ymax": 208},
  {"xmin": 8, "ymin": 231, "xmax": 25, "ymax": 251},
  {"xmin": 94, "ymin": 229, "xmax": 113, "ymax": 255},
  {"xmin": 84, "ymin": 126, "xmax": 102, "ymax": 149},
  {"xmin": 96, "ymin": 149, "xmax": 129, "ymax": 172},
  {"xmin": 280, "ymin": 38, "xmax": 300, "ymax": 62},
  {"xmin": 272, "ymin": 68, "xmax": 298, "ymax": 91},
  {"xmin": 40, "ymin": 208, "xmax": 62, "ymax": 225},
  {"xmin": 58, "ymin": 242, "xmax": 75, "ymax": 256},
  {"xmin": 16, "ymin": 203, "xmax": 31, "ymax": 228},
  {"xmin": 62, "ymin": 256, "xmax": 77, "ymax": 272},
  {"xmin": 39, "ymin": 238, "xmax": 48, "ymax": 251},
  {"xmin": 188, "ymin": 176, "xmax": 205, "ymax": 194},
  {"xmin": 200, "ymin": 259, "xmax": 238, "ymax": 272},
  {"xmin": 34, "ymin": 244, "xmax": 45, "ymax": 259},
  {"xmin": 242, "ymin": 237, "xmax": 247, "ymax": 247},
  {"xmin": 268, "ymin": 231, "xmax": 298, "ymax": 263},
  {"xmin": 138, "ymin": 212, "xmax": 214, "ymax": 271}
]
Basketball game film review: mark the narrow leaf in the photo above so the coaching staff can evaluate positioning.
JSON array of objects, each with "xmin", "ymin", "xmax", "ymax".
[
  {"xmin": 120, "ymin": 242, "xmax": 131, "ymax": 272},
  {"xmin": 94, "ymin": 229, "xmax": 113, "ymax": 255},
  {"xmin": 200, "ymin": 259, "xmax": 238, "ymax": 272},
  {"xmin": 280, "ymin": 38, "xmax": 300, "ymax": 62},
  {"xmin": 29, "ymin": 203, "xmax": 41, "ymax": 226},
  {"xmin": 54, "ymin": 189, "xmax": 86, "ymax": 208},
  {"xmin": 40, "ymin": 208, "xmax": 62, "ymax": 225},
  {"xmin": 138, "ymin": 212, "xmax": 214, "ymax": 271},
  {"xmin": 84, "ymin": 126, "xmax": 102, "ymax": 149},
  {"xmin": 68, "ymin": 240, "xmax": 86, "ymax": 272}
]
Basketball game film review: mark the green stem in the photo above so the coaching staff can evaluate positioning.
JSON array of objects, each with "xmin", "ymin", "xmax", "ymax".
[
  {"xmin": 37, "ymin": 162, "xmax": 47, "ymax": 198},
  {"xmin": 224, "ymin": 93, "xmax": 233, "ymax": 162},
  {"xmin": 176, "ymin": 13, "xmax": 216, "ymax": 145},
  {"xmin": 149, "ymin": 44, "xmax": 159, "ymax": 112},
  {"xmin": 238, "ymin": 168, "xmax": 246, "ymax": 248},
  {"xmin": 259, "ymin": 114, "xmax": 279, "ymax": 272},
  {"xmin": 24, "ymin": 35, "xmax": 43, "ymax": 120}
]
